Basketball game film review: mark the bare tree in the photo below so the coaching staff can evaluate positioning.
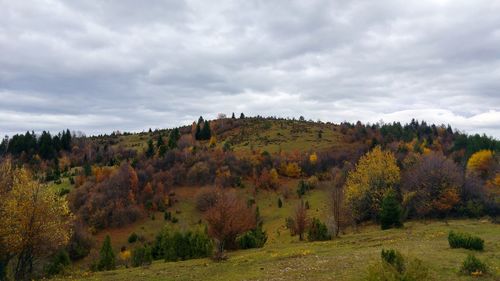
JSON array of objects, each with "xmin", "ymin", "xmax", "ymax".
[
  {"xmin": 331, "ymin": 168, "xmax": 345, "ymax": 237},
  {"xmin": 294, "ymin": 200, "xmax": 308, "ymax": 241}
]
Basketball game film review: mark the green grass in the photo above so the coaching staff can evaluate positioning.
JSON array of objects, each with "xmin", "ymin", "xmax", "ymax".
[
  {"xmin": 57, "ymin": 219, "xmax": 499, "ymax": 281},
  {"xmin": 61, "ymin": 182, "xmax": 499, "ymax": 280}
]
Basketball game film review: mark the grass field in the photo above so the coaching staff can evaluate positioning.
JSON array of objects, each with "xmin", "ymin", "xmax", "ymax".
[
  {"xmin": 59, "ymin": 181, "xmax": 499, "ymax": 281},
  {"xmin": 57, "ymin": 219, "xmax": 499, "ymax": 281}
]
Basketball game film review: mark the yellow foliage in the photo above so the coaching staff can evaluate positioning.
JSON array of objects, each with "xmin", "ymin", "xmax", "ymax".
[
  {"xmin": 467, "ymin": 150, "xmax": 495, "ymax": 178},
  {"xmin": 285, "ymin": 162, "xmax": 301, "ymax": 178},
  {"xmin": 119, "ymin": 250, "xmax": 132, "ymax": 262},
  {"xmin": 0, "ymin": 166, "xmax": 73, "ymax": 260},
  {"xmin": 209, "ymin": 136, "xmax": 217, "ymax": 147},
  {"xmin": 309, "ymin": 153, "xmax": 318, "ymax": 165},
  {"xmin": 345, "ymin": 146, "xmax": 400, "ymax": 220}
]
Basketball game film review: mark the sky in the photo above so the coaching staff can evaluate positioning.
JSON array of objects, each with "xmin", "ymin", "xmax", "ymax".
[{"xmin": 1, "ymin": 0, "xmax": 499, "ymax": 138}]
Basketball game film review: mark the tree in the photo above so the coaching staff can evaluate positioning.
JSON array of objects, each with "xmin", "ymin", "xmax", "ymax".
[
  {"xmin": 402, "ymin": 152, "xmax": 462, "ymax": 219},
  {"xmin": 204, "ymin": 190, "xmax": 256, "ymax": 259},
  {"xmin": 231, "ymin": 112, "xmax": 235, "ymax": 119},
  {"xmin": 201, "ymin": 120, "xmax": 212, "ymax": 140},
  {"xmin": 294, "ymin": 200, "xmax": 308, "ymax": 241},
  {"xmin": 240, "ymin": 113, "xmax": 245, "ymax": 119},
  {"xmin": 156, "ymin": 134, "xmax": 165, "ymax": 149},
  {"xmin": 145, "ymin": 139, "xmax": 155, "ymax": 158},
  {"xmin": 97, "ymin": 235, "xmax": 115, "ymax": 271},
  {"xmin": 0, "ymin": 164, "xmax": 72, "ymax": 280},
  {"xmin": 467, "ymin": 150, "xmax": 495, "ymax": 179},
  {"xmin": 168, "ymin": 128, "xmax": 180, "ymax": 149},
  {"xmin": 380, "ymin": 190, "xmax": 403, "ymax": 230},
  {"xmin": 345, "ymin": 146, "xmax": 400, "ymax": 222},
  {"xmin": 331, "ymin": 168, "xmax": 346, "ymax": 237}
]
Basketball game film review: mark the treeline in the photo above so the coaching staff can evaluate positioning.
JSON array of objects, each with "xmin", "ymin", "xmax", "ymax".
[{"xmin": 0, "ymin": 129, "xmax": 72, "ymax": 160}]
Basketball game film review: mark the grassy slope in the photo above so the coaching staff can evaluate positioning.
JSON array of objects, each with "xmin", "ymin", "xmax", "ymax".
[
  {"xmin": 60, "ymin": 219, "xmax": 499, "ymax": 281},
  {"xmin": 62, "ymin": 182, "xmax": 499, "ymax": 281}
]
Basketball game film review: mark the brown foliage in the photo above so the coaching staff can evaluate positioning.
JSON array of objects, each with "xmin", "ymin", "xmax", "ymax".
[
  {"xmin": 402, "ymin": 152, "xmax": 463, "ymax": 218},
  {"xmin": 204, "ymin": 189, "xmax": 256, "ymax": 257},
  {"xmin": 294, "ymin": 200, "xmax": 309, "ymax": 241}
]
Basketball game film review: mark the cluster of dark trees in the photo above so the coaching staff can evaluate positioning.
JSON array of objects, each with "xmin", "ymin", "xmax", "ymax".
[
  {"xmin": 0, "ymin": 129, "xmax": 72, "ymax": 160},
  {"xmin": 195, "ymin": 116, "xmax": 212, "ymax": 140}
]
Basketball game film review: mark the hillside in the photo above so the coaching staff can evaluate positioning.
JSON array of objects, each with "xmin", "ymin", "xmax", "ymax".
[
  {"xmin": 1, "ymin": 116, "xmax": 499, "ymax": 281},
  {"xmin": 58, "ymin": 219, "xmax": 500, "ymax": 281}
]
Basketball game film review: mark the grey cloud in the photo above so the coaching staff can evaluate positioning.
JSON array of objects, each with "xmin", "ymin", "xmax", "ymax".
[{"xmin": 0, "ymin": 0, "xmax": 499, "ymax": 137}]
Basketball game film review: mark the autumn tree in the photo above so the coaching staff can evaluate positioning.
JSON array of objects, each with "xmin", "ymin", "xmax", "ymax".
[
  {"xmin": 204, "ymin": 190, "xmax": 256, "ymax": 260},
  {"xmin": 345, "ymin": 146, "xmax": 400, "ymax": 222},
  {"xmin": 467, "ymin": 150, "xmax": 496, "ymax": 179},
  {"xmin": 0, "ymin": 163, "xmax": 72, "ymax": 280},
  {"xmin": 294, "ymin": 200, "xmax": 309, "ymax": 241},
  {"xmin": 402, "ymin": 151, "xmax": 463, "ymax": 219},
  {"xmin": 330, "ymin": 167, "xmax": 347, "ymax": 237}
]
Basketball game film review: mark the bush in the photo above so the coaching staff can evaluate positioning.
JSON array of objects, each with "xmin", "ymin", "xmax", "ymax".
[
  {"xmin": 164, "ymin": 211, "xmax": 172, "ymax": 221},
  {"xmin": 67, "ymin": 222, "xmax": 93, "ymax": 260},
  {"xmin": 380, "ymin": 190, "xmax": 403, "ymax": 230},
  {"xmin": 128, "ymin": 232, "xmax": 138, "ymax": 243},
  {"xmin": 195, "ymin": 189, "xmax": 218, "ymax": 212},
  {"xmin": 171, "ymin": 217, "xmax": 179, "ymax": 223},
  {"xmin": 45, "ymin": 249, "xmax": 71, "ymax": 276},
  {"xmin": 152, "ymin": 229, "xmax": 213, "ymax": 262},
  {"xmin": 237, "ymin": 227, "xmax": 267, "ymax": 249},
  {"xmin": 131, "ymin": 246, "xmax": 153, "ymax": 267},
  {"xmin": 278, "ymin": 198, "xmax": 283, "ymax": 208},
  {"xmin": 366, "ymin": 249, "xmax": 429, "ymax": 281},
  {"xmin": 381, "ymin": 249, "xmax": 405, "ymax": 273},
  {"xmin": 448, "ymin": 231, "xmax": 484, "ymax": 251},
  {"xmin": 307, "ymin": 218, "xmax": 331, "ymax": 241},
  {"xmin": 461, "ymin": 254, "xmax": 488, "ymax": 276}
]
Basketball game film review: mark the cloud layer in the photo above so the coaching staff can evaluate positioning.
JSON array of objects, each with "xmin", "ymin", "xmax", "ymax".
[{"xmin": 1, "ymin": 0, "xmax": 499, "ymax": 137}]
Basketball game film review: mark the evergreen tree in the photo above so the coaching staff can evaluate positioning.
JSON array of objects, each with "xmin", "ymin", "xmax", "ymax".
[
  {"xmin": 97, "ymin": 235, "xmax": 115, "ymax": 271},
  {"xmin": 168, "ymin": 128, "xmax": 180, "ymax": 149},
  {"xmin": 145, "ymin": 139, "xmax": 155, "ymax": 158},
  {"xmin": 195, "ymin": 121, "xmax": 202, "ymax": 140},
  {"xmin": 231, "ymin": 112, "xmax": 235, "ymax": 119},
  {"xmin": 201, "ymin": 120, "xmax": 211, "ymax": 140},
  {"xmin": 380, "ymin": 190, "xmax": 403, "ymax": 230},
  {"xmin": 156, "ymin": 134, "xmax": 164, "ymax": 148},
  {"xmin": 39, "ymin": 131, "xmax": 54, "ymax": 159},
  {"xmin": 240, "ymin": 113, "xmax": 245, "ymax": 119}
]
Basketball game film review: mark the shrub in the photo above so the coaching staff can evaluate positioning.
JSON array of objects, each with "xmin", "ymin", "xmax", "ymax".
[
  {"xmin": 164, "ymin": 211, "xmax": 172, "ymax": 221},
  {"xmin": 195, "ymin": 189, "xmax": 218, "ymax": 212},
  {"xmin": 380, "ymin": 190, "xmax": 403, "ymax": 230},
  {"xmin": 285, "ymin": 217, "xmax": 296, "ymax": 236},
  {"xmin": 237, "ymin": 227, "xmax": 267, "ymax": 249},
  {"xmin": 278, "ymin": 197, "xmax": 283, "ymax": 208},
  {"xmin": 366, "ymin": 249, "xmax": 428, "ymax": 281},
  {"xmin": 152, "ymin": 229, "xmax": 213, "ymax": 262},
  {"xmin": 128, "ymin": 232, "xmax": 138, "ymax": 243},
  {"xmin": 171, "ymin": 217, "xmax": 179, "ymax": 223},
  {"xmin": 45, "ymin": 249, "xmax": 71, "ymax": 276},
  {"xmin": 131, "ymin": 246, "xmax": 153, "ymax": 267},
  {"xmin": 307, "ymin": 218, "xmax": 331, "ymax": 241},
  {"xmin": 461, "ymin": 254, "xmax": 488, "ymax": 276},
  {"xmin": 67, "ymin": 222, "xmax": 93, "ymax": 260},
  {"xmin": 381, "ymin": 249, "xmax": 405, "ymax": 273},
  {"xmin": 448, "ymin": 231, "xmax": 484, "ymax": 251}
]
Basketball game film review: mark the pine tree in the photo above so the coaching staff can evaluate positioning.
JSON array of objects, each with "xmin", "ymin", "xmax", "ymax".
[
  {"xmin": 380, "ymin": 190, "xmax": 403, "ymax": 230},
  {"xmin": 201, "ymin": 120, "xmax": 211, "ymax": 140},
  {"xmin": 145, "ymin": 139, "xmax": 155, "ymax": 158},
  {"xmin": 97, "ymin": 235, "xmax": 115, "ymax": 271},
  {"xmin": 195, "ymin": 122, "xmax": 202, "ymax": 140},
  {"xmin": 231, "ymin": 112, "xmax": 235, "ymax": 119},
  {"xmin": 168, "ymin": 128, "xmax": 180, "ymax": 149},
  {"xmin": 240, "ymin": 113, "xmax": 245, "ymax": 119},
  {"xmin": 157, "ymin": 134, "xmax": 164, "ymax": 149}
]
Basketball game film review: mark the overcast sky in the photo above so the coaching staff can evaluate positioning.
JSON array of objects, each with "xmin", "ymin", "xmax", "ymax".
[{"xmin": 1, "ymin": 0, "xmax": 499, "ymax": 138}]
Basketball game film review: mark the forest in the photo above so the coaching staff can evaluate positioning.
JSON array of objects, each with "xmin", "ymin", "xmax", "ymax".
[{"xmin": 0, "ymin": 115, "xmax": 498, "ymax": 280}]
